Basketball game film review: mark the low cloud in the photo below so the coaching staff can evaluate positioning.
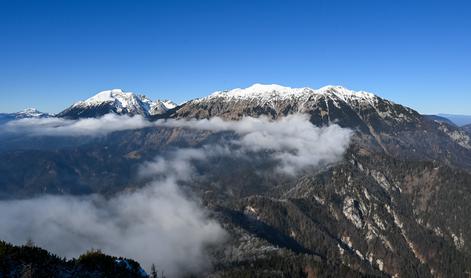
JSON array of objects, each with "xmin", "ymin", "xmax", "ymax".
[
  {"xmin": 0, "ymin": 113, "xmax": 352, "ymax": 276},
  {"xmin": 2, "ymin": 114, "xmax": 151, "ymax": 136},
  {"xmin": 0, "ymin": 173, "xmax": 226, "ymax": 277},
  {"xmin": 155, "ymin": 114, "xmax": 353, "ymax": 174}
]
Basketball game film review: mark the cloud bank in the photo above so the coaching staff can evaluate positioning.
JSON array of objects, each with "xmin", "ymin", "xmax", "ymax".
[
  {"xmin": 2, "ymin": 114, "xmax": 151, "ymax": 136},
  {"xmin": 0, "ymin": 113, "xmax": 352, "ymax": 276},
  {"xmin": 0, "ymin": 170, "xmax": 226, "ymax": 277},
  {"xmin": 155, "ymin": 114, "xmax": 353, "ymax": 174}
]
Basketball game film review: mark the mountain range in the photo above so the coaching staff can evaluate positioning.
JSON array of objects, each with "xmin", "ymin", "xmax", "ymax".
[
  {"xmin": 1, "ymin": 84, "xmax": 471, "ymax": 277},
  {"xmin": 437, "ymin": 114, "xmax": 471, "ymax": 127}
]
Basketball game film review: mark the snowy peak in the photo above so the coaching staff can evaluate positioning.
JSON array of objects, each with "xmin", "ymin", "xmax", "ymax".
[
  {"xmin": 319, "ymin": 85, "xmax": 376, "ymax": 101},
  {"xmin": 81, "ymin": 89, "xmax": 127, "ymax": 104},
  {"xmin": 173, "ymin": 83, "xmax": 421, "ymax": 130},
  {"xmin": 202, "ymin": 83, "xmax": 377, "ymax": 103},
  {"xmin": 208, "ymin": 83, "xmax": 309, "ymax": 99},
  {"xmin": 58, "ymin": 89, "xmax": 176, "ymax": 119},
  {"xmin": 149, "ymin": 99, "xmax": 177, "ymax": 115},
  {"xmin": 75, "ymin": 89, "xmax": 145, "ymax": 111},
  {"xmin": 0, "ymin": 108, "xmax": 50, "ymax": 123},
  {"xmin": 15, "ymin": 108, "xmax": 50, "ymax": 118}
]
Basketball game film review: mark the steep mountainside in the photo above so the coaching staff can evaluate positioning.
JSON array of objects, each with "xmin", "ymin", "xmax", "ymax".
[
  {"xmin": 57, "ymin": 89, "xmax": 176, "ymax": 119},
  {"xmin": 207, "ymin": 149, "xmax": 471, "ymax": 277},
  {"xmin": 168, "ymin": 84, "xmax": 471, "ymax": 169}
]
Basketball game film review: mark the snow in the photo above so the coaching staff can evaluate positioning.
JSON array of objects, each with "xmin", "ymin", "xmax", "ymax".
[
  {"xmin": 71, "ymin": 89, "xmax": 176, "ymax": 116},
  {"xmin": 14, "ymin": 108, "xmax": 50, "ymax": 118},
  {"xmin": 198, "ymin": 83, "xmax": 377, "ymax": 103},
  {"xmin": 78, "ymin": 89, "xmax": 140, "ymax": 109},
  {"xmin": 162, "ymin": 100, "xmax": 177, "ymax": 109}
]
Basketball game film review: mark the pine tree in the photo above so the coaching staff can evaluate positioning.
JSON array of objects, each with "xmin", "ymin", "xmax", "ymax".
[
  {"xmin": 25, "ymin": 238, "xmax": 34, "ymax": 247},
  {"xmin": 150, "ymin": 264, "xmax": 158, "ymax": 278}
]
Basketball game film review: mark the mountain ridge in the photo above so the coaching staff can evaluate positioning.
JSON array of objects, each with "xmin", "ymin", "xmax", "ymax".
[{"xmin": 56, "ymin": 89, "xmax": 176, "ymax": 119}]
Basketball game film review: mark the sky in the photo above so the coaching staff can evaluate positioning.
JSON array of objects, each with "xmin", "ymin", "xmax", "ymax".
[{"xmin": 0, "ymin": 0, "xmax": 470, "ymax": 114}]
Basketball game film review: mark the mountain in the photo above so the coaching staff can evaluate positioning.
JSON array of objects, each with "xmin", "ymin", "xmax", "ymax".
[
  {"xmin": 2, "ymin": 84, "xmax": 471, "ymax": 277},
  {"xmin": 57, "ymin": 89, "xmax": 176, "ymax": 119},
  {"xmin": 463, "ymin": 124, "xmax": 471, "ymax": 135},
  {"xmin": 424, "ymin": 114, "xmax": 457, "ymax": 126},
  {"xmin": 168, "ymin": 84, "xmax": 471, "ymax": 169},
  {"xmin": 0, "ymin": 108, "xmax": 50, "ymax": 123},
  {"xmin": 438, "ymin": 113, "xmax": 471, "ymax": 127}
]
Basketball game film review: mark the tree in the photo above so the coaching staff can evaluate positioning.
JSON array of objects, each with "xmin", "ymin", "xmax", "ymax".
[
  {"xmin": 25, "ymin": 238, "xmax": 35, "ymax": 247},
  {"xmin": 150, "ymin": 264, "xmax": 158, "ymax": 278}
]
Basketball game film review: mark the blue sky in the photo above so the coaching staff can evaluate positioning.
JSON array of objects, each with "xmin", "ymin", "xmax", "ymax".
[{"xmin": 0, "ymin": 0, "xmax": 470, "ymax": 114}]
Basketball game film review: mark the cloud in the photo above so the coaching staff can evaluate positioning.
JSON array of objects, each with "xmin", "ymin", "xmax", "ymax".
[
  {"xmin": 0, "ymin": 176, "xmax": 226, "ymax": 277},
  {"xmin": 139, "ymin": 145, "xmax": 232, "ymax": 179},
  {"xmin": 155, "ymin": 114, "xmax": 353, "ymax": 175},
  {"xmin": 0, "ymin": 113, "xmax": 352, "ymax": 277},
  {"xmin": 2, "ymin": 114, "xmax": 151, "ymax": 136}
]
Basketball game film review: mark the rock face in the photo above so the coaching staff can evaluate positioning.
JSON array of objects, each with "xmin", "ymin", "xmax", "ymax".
[
  {"xmin": 57, "ymin": 89, "xmax": 176, "ymax": 119},
  {"xmin": 209, "ymin": 149, "xmax": 471, "ymax": 277}
]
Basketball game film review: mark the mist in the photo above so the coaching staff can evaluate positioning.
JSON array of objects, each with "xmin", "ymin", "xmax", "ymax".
[
  {"xmin": 155, "ymin": 114, "xmax": 353, "ymax": 175},
  {"xmin": 0, "ymin": 113, "xmax": 352, "ymax": 276},
  {"xmin": 0, "ymin": 172, "xmax": 226, "ymax": 277},
  {"xmin": 1, "ymin": 114, "xmax": 151, "ymax": 136}
]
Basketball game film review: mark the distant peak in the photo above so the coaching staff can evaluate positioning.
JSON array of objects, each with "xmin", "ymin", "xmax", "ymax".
[
  {"xmin": 21, "ymin": 107, "xmax": 40, "ymax": 113},
  {"xmin": 14, "ymin": 107, "xmax": 49, "ymax": 118},
  {"xmin": 63, "ymin": 89, "xmax": 177, "ymax": 118}
]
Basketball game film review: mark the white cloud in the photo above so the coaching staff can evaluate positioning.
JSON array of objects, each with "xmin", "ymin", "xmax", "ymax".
[
  {"xmin": 0, "ymin": 113, "xmax": 353, "ymax": 276},
  {"xmin": 155, "ymin": 114, "xmax": 353, "ymax": 174},
  {"xmin": 2, "ymin": 114, "xmax": 151, "ymax": 136},
  {"xmin": 0, "ymin": 177, "xmax": 226, "ymax": 277}
]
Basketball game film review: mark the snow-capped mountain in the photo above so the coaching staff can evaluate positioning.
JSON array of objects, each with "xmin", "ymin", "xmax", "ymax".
[
  {"xmin": 3, "ymin": 84, "xmax": 471, "ymax": 277},
  {"xmin": 57, "ymin": 89, "xmax": 176, "ymax": 119},
  {"xmin": 169, "ymin": 83, "xmax": 471, "ymax": 168},
  {"xmin": 15, "ymin": 108, "xmax": 50, "ymax": 118},
  {"xmin": 172, "ymin": 83, "xmax": 420, "ymax": 126},
  {"xmin": 0, "ymin": 108, "xmax": 50, "ymax": 123},
  {"xmin": 201, "ymin": 83, "xmax": 376, "ymax": 103}
]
